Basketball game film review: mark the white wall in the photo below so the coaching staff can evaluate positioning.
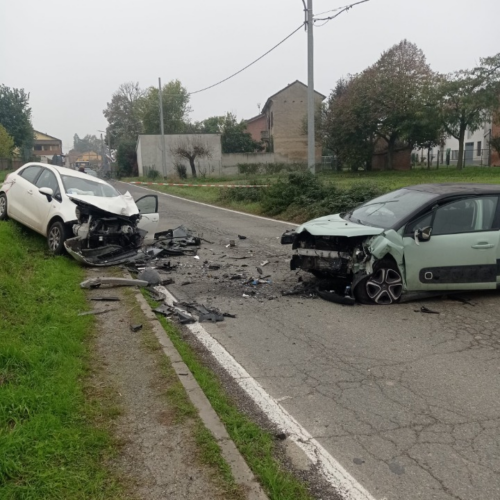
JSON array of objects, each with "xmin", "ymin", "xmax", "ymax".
[{"xmin": 137, "ymin": 134, "xmax": 222, "ymax": 177}]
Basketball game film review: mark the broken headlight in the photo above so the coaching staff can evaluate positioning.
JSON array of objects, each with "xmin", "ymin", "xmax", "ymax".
[{"xmin": 75, "ymin": 206, "xmax": 81, "ymax": 221}]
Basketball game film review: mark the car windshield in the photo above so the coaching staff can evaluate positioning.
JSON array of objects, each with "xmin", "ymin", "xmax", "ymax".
[
  {"xmin": 343, "ymin": 188, "xmax": 437, "ymax": 229},
  {"xmin": 61, "ymin": 175, "xmax": 119, "ymax": 197}
]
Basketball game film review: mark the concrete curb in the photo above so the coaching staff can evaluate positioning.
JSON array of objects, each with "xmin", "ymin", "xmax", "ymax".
[{"xmin": 132, "ymin": 287, "xmax": 268, "ymax": 500}]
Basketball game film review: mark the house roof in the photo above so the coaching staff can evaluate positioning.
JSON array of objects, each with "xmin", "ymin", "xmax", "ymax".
[
  {"xmin": 262, "ymin": 80, "xmax": 326, "ymax": 113},
  {"xmin": 34, "ymin": 130, "xmax": 61, "ymax": 142},
  {"xmin": 245, "ymin": 113, "xmax": 266, "ymax": 124}
]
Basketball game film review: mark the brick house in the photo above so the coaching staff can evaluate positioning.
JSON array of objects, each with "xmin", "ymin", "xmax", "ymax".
[{"xmin": 246, "ymin": 81, "xmax": 325, "ymax": 161}]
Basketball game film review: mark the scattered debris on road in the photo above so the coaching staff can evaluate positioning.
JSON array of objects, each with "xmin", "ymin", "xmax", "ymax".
[
  {"xmin": 91, "ymin": 296, "xmax": 121, "ymax": 302},
  {"xmin": 414, "ymin": 305, "xmax": 440, "ymax": 314},
  {"xmin": 130, "ymin": 324, "xmax": 143, "ymax": 332},
  {"xmin": 78, "ymin": 308, "xmax": 119, "ymax": 316},
  {"xmin": 80, "ymin": 277, "xmax": 149, "ymax": 289}
]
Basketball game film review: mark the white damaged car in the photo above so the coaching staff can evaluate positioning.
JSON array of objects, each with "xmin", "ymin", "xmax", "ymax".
[{"xmin": 0, "ymin": 162, "xmax": 159, "ymax": 266}]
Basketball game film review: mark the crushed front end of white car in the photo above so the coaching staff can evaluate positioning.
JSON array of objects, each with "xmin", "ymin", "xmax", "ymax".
[{"xmin": 64, "ymin": 193, "xmax": 147, "ymax": 267}]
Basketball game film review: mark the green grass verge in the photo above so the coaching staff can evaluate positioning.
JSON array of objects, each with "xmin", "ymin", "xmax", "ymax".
[
  {"xmin": 0, "ymin": 222, "xmax": 123, "ymax": 499},
  {"xmin": 144, "ymin": 296, "xmax": 313, "ymax": 500},
  {"xmin": 0, "ymin": 170, "xmax": 12, "ymax": 184}
]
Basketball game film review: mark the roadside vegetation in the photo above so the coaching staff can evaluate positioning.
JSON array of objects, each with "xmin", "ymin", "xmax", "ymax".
[
  {"xmin": 124, "ymin": 166, "xmax": 500, "ymax": 223},
  {"xmin": 0, "ymin": 221, "xmax": 124, "ymax": 499}
]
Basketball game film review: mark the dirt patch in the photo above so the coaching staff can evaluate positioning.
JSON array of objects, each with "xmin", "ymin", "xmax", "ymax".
[{"xmin": 85, "ymin": 268, "xmax": 226, "ymax": 500}]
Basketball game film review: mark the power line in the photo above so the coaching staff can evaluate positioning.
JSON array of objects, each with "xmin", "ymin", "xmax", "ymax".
[
  {"xmin": 314, "ymin": 0, "xmax": 370, "ymax": 27},
  {"xmin": 189, "ymin": 24, "xmax": 304, "ymax": 95},
  {"xmin": 314, "ymin": 3, "xmax": 359, "ymax": 17}
]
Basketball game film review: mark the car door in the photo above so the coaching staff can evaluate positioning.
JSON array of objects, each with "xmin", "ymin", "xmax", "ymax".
[
  {"xmin": 403, "ymin": 195, "xmax": 499, "ymax": 291},
  {"xmin": 7, "ymin": 165, "xmax": 43, "ymax": 226},
  {"xmin": 135, "ymin": 195, "xmax": 159, "ymax": 235},
  {"xmin": 32, "ymin": 168, "xmax": 63, "ymax": 234}
]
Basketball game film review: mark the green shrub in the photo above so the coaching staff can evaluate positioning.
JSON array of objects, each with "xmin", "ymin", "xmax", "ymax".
[
  {"xmin": 218, "ymin": 178, "xmax": 265, "ymax": 203},
  {"xmin": 175, "ymin": 163, "xmax": 188, "ymax": 179},
  {"xmin": 147, "ymin": 168, "xmax": 160, "ymax": 180},
  {"xmin": 237, "ymin": 163, "xmax": 262, "ymax": 175}
]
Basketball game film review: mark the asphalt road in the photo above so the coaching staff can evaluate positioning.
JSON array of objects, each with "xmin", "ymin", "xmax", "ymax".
[{"xmin": 121, "ymin": 182, "xmax": 500, "ymax": 500}]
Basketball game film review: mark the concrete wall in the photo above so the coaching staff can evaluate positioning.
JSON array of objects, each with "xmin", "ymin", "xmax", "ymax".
[
  {"xmin": 266, "ymin": 82, "xmax": 323, "ymax": 161},
  {"xmin": 137, "ymin": 134, "xmax": 222, "ymax": 177}
]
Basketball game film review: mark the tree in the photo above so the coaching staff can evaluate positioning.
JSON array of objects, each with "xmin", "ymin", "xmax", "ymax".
[
  {"xmin": 436, "ymin": 53, "xmax": 500, "ymax": 169},
  {"xmin": 73, "ymin": 134, "xmax": 102, "ymax": 153},
  {"xmin": 103, "ymin": 82, "xmax": 144, "ymax": 144},
  {"xmin": 0, "ymin": 85, "xmax": 34, "ymax": 159},
  {"xmin": 170, "ymin": 137, "xmax": 212, "ymax": 178},
  {"xmin": 367, "ymin": 40, "xmax": 438, "ymax": 169},
  {"xmin": 116, "ymin": 139, "xmax": 138, "ymax": 176},
  {"xmin": 141, "ymin": 80, "xmax": 191, "ymax": 135},
  {"xmin": 198, "ymin": 113, "xmax": 262, "ymax": 153},
  {"xmin": 490, "ymin": 135, "xmax": 500, "ymax": 163},
  {"xmin": 323, "ymin": 41, "xmax": 440, "ymax": 171},
  {"xmin": 0, "ymin": 124, "xmax": 15, "ymax": 158},
  {"xmin": 323, "ymin": 75, "xmax": 374, "ymax": 171}
]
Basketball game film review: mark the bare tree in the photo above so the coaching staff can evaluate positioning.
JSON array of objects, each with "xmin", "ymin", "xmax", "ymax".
[{"xmin": 170, "ymin": 137, "xmax": 212, "ymax": 178}]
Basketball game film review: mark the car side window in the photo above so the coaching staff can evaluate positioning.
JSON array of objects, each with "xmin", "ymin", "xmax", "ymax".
[
  {"xmin": 432, "ymin": 196, "xmax": 498, "ymax": 236},
  {"xmin": 19, "ymin": 166, "xmax": 42, "ymax": 184},
  {"xmin": 36, "ymin": 169, "xmax": 60, "ymax": 195},
  {"xmin": 135, "ymin": 195, "xmax": 158, "ymax": 214},
  {"xmin": 407, "ymin": 213, "xmax": 433, "ymax": 234}
]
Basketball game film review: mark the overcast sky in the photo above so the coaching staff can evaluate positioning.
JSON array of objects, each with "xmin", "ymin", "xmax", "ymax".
[{"xmin": 1, "ymin": 0, "xmax": 499, "ymax": 152}]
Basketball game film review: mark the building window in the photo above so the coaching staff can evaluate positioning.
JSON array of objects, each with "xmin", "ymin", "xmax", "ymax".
[
  {"xmin": 270, "ymin": 112, "xmax": 273, "ymax": 129},
  {"xmin": 477, "ymin": 141, "xmax": 482, "ymax": 156},
  {"xmin": 34, "ymin": 145, "xmax": 42, "ymax": 151},
  {"xmin": 451, "ymin": 150, "xmax": 458, "ymax": 160}
]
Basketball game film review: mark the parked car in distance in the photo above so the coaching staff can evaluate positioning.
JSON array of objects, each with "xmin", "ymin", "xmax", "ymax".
[
  {"xmin": 0, "ymin": 162, "xmax": 159, "ymax": 266},
  {"xmin": 282, "ymin": 183, "xmax": 500, "ymax": 304}
]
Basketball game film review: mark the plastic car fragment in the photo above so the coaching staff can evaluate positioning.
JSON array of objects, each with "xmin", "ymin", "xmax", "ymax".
[{"xmin": 80, "ymin": 277, "xmax": 149, "ymax": 289}]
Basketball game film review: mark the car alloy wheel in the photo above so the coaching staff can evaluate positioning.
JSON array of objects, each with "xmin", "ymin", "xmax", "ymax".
[
  {"xmin": 48, "ymin": 225, "xmax": 62, "ymax": 252},
  {"xmin": 365, "ymin": 267, "xmax": 403, "ymax": 305}
]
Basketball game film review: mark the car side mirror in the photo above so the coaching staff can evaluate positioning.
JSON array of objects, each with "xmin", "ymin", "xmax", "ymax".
[
  {"xmin": 414, "ymin": 226, "xmax": 432, "ymax": 245},
  {"xmin": 39, "ymin": 187, "xmax": 54, "ymax": 201}
]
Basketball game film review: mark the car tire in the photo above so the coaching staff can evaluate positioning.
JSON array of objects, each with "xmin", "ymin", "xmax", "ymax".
[
  {"xmin": 47, "ymin": 220, "xmax": 70, "ymax": 255},
  {"xmin": 0, "ymin": 193, "xmax": 8, "ymax": 221},
  {"xmin": 354, "ymin": 259, "xmax": 403, "ymax": 305}
]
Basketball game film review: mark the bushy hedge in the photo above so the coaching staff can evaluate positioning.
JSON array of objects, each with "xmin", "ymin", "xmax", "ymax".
[{"xmin": 219, "ymin": 171, "xmax": 383, "ymax": 221}]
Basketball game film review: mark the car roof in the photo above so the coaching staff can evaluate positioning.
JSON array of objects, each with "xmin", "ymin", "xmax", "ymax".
[
  {"xmin": 19, "ymin": 162, "xmax": 107, "ymax": 185},
  {"xmin": 405, "ymin": 183, "xmax": 500, "ymax": 195}
]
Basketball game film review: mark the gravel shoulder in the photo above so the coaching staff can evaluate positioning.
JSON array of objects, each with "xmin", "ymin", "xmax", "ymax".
[{"xmin": 85, "ymin": 267, "xmax": 237, "ymax": 500}]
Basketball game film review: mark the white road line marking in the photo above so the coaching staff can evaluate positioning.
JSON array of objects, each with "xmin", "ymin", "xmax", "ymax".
[
  {"xmin": 158, "ymin": 286, "xmax": 377, "ymax": 500},
  {"xmin": 119, "ymin": 181, "xmax": 299, "ymax": 227}
]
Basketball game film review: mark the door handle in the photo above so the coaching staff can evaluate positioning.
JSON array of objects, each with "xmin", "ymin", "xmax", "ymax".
[
  {"xmin": 27, "ymin": 190, "xmax": 33, "ymax": 195},
  {"xmin": 471, "ymin": 242, "xmax": 494, "ymax": 249}
]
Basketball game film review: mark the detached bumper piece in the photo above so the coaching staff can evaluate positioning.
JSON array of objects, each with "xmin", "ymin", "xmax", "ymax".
[
  {"xmin": 65, "ymin": 238, "xmax": 142, "ymax": 267},
  {"xmin": 281, "ymin": 230, "xmax": 296, "ymax": 245}
]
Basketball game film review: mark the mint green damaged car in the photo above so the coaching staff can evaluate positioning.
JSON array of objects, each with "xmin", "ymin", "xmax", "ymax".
[{"xmin": 281, "ymin": 184, "xmax": 500, "ymax": 305}]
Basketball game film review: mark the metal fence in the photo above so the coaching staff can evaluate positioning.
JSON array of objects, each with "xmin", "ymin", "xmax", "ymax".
[{"xmin": 413, "ymin": 148, "xmax": 493, "ymax": 168}]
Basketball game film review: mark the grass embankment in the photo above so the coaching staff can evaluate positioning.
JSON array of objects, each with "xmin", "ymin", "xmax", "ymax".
[
  {"xmin": 124, "ymin": 167, "xmax": 500, "ymax": 223},
  {"xmin": 0, "ymin": 222, "xmax": 123, "ymax": 499},
  {"xmin": 146, "ymin": 300, "xmax": 314, "ymax": 500}
]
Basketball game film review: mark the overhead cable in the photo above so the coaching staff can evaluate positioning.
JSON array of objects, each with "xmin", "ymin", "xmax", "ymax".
[{"xmin": 189, "ymin": 24, "xmax": 304, "ymax": 95}]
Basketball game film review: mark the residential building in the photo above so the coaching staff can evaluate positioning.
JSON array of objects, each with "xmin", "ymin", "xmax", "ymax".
[
  {"xmin": 413, "ymin": 118, "xmax": 498, "ymax": 167},
  {"xmin": 33, "ymin": 131, "xmax": 62, "ymax": 158},
  {"xmin": 246, "ymin": 80, "xmax": 326, "ymax": 162}
]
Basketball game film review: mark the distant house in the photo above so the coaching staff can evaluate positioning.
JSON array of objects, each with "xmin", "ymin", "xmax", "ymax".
[
  {"xmin": 33, "ymin": 131, "xmax": 62, "ymax": 159},
  {"xmin": 413, "ymin": 115, "xmax": 500, "ymax": 167},
  {"xmin": 246, "ymin": 80, "xmax": 326, "ymax": 162}
]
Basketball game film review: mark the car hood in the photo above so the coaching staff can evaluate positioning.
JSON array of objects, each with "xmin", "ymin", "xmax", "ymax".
[
  {"xmin": 296, "ymin": 214, "xmax": 385, "ymax": 237},
  {"xmin": 67, "ymin": 191, "xmax": 139, "ymax": 217}
]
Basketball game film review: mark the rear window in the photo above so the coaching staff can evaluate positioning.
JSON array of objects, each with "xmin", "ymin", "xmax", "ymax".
[{"xmin": 61, "ymin": 175, "xmax": 119, "ymax": 197}]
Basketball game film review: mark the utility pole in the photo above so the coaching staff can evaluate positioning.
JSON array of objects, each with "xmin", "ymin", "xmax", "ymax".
[
  {"xmin": 158, "ymin": 77, "xmax": 167, "ymax": 176},
  {"xmin": 306, "ymin": 0, "xmax": 315, "ymax": 173}
]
